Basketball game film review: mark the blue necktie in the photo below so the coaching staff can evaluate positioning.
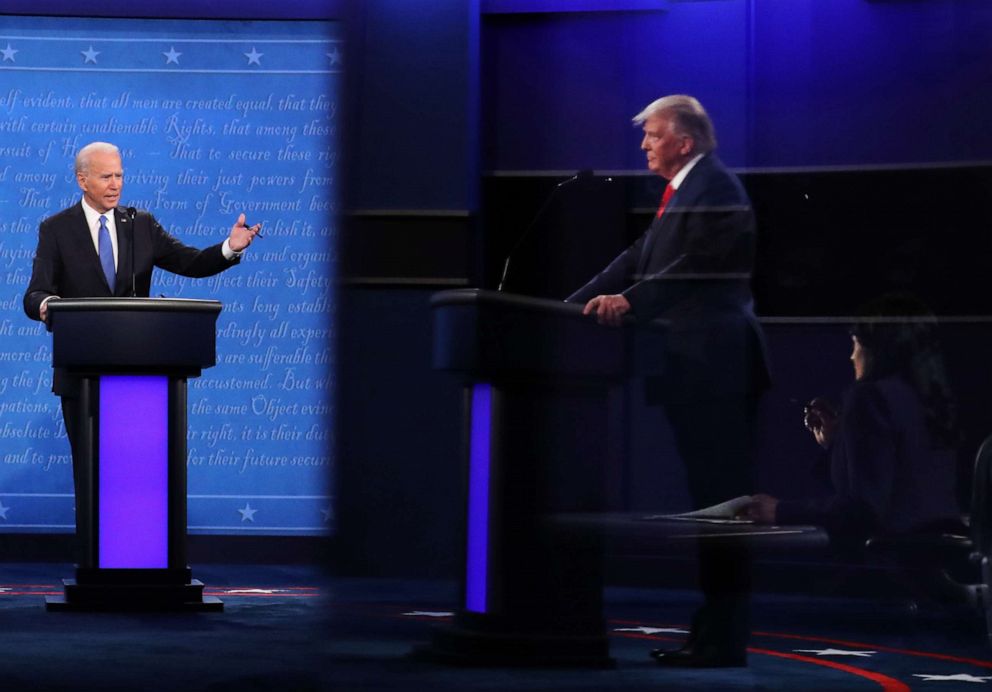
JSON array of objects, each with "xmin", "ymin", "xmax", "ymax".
[{"xmin": 98, "ymin": 214, "xmax": 116, "ymax": 292}]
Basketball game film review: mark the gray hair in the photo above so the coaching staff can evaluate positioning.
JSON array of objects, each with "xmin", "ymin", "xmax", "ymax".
[
  {"xmin": 75, "ymin": 141, "xmax": 121, "ymax": 174},
  {"xmin": 632, "ymin": 95, "xmax": 717, "ymax": 154}
]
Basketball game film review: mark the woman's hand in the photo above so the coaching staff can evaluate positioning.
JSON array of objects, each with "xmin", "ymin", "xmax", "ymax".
[
  {"xmin": 804, "ymin": 397, "xmax": 838, "ymax": 448},
  {"xmin": 744, "ymin": 493, "xmax": 779, "ymax": 524}
]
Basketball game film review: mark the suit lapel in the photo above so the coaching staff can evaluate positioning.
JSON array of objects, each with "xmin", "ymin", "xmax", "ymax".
[
  {"xmin": 637, "ymin": 182, "xmax": 688, "ymax": 276},
  {"xmin": 637, "ymin": 214, "xmax": 669, "ymax": 276},
  {"xmin": 114, "ymin": 207, "xmax": 130, "ymax": 296},
  {"xmin": 637, "ymin": 155, "xmax": 713, "ymax": 275},
  {"xmin": 68, "ymin": 203, "xmax": 114, "ymax": 294}
]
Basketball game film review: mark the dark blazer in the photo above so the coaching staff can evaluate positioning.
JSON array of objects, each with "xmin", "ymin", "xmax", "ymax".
[
  {"xmin": 23, "ymin": 202, "xmax": 238, "ymax": 394},
  {"xmin": 777, "ymin": 376, "xmax": 961, "ymax": 544},
  {"xmin": 567, "ymin": 153, "xmax": 770, "ymax": 399}
]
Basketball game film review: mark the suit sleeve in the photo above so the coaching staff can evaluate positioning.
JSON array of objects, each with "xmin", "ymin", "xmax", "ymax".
[
  {"xmin": 23, "ymin": 218, "xmax": 62, "ymax": 321},
  {"xmin": 149, "ymin": 215, "xmax": 239, "ymax": 278},
  {"xmin": 565, "ymin": 233, "xmax": 647, "ymax": 304},
  {"xmin": 623, "ymin": 176, "xmax": 755, "ymax": 320}
]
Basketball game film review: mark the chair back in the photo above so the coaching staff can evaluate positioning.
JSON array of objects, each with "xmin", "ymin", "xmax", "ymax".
[{"xmin": 971, "ymin": 434, "xmax": 992, "ymax": 556}]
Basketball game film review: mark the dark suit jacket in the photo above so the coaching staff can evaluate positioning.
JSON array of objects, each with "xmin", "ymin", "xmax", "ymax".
[
  {"xmin": 23, "ymin": 202, "xmax": 238, "ymax": 394},
  {"xmin": 567, "ymin": 153, "xmax": 770, "ymax": 400},
  {"xmin": 777, "ymin": 376, "xmax": 961, "ymax": 544}
]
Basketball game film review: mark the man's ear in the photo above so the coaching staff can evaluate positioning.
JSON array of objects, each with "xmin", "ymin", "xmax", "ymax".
[{"xmin": 679, "ymin": 136, "xmax": 695, "ymax": 157}]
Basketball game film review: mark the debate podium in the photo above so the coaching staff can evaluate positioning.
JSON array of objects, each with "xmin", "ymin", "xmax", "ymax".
[
  {"xmin": 45, "ymin": 298, "xmax": 224, "ymax": 612},
  {"xmin": 423, "ymin": 289, "xmax": 667, "ymax": 667}
]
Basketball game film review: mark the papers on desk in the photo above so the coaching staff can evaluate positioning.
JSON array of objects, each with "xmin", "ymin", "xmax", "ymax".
[{"xmin": 641, "ymin": 495, "xmax": 754, "ymax": 524}]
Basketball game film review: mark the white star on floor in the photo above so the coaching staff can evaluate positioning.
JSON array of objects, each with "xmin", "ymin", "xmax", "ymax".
[
  {"xmin": 402, "ymin": 611, "xmax": 453, "ymax": 618},
  {"xmin": 162, "ymin": 46, "xmax": 182, "ymax": 64},
  {"xmin": 81, "ymin": 46, "xmax": 100, "ymax": 64},
  {"xmin": 326, "ymin": 47, "xmax": 341, "ymax": 65},
  {"xmin": 614, "ymin": 626, "xmax": 689, "ymax": 635},
  {"xmin": 237, "ymin": 502, "xmax": 257, "ymax": 522},
  {"xmin": 1, "ymin": 44, "xmax": 17, "ymax": 62},
  {"xmin": 0, "ymin": 587, "xmax": 11, "ymax": 593},
  {"xmin": 914, "ymin": 674, "xmax": 992, "ymax": 683},
  {"xmin": 0, "ymin": 500, "xmax": 9, "ymax": 520},
  {"xmin": 794, "ymin": 648, "xmax": 876, "ymax": 657},
  {"xmin": 244, "ymin": 47, "xmax": 263, "ymax": 66}
]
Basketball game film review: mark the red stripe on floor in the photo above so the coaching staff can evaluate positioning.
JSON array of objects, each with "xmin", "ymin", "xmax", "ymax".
[
  {"xmin": 751, "ymin": 647, "xmax": 910, "ymax": 692},
  {"xmin": 615, "ymin": 632, "xmax": 908, "ymax": 691},
  {"xmin": 751, "ymin": 630, "xmax": 992, "ymax": 669},
  {"xmin": 610, "ymin": 618, "xmax": 992, "ymax": 668}
]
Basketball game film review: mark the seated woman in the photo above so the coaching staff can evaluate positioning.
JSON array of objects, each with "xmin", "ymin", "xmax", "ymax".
[{"xmin": 747, "ymin": 296, "xmax": 963, "ymax": 550}]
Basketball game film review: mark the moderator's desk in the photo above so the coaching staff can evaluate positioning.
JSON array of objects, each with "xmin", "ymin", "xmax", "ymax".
[{"xmin": 551, "ymin": 513, "xmax": 829, "ymax": 553}]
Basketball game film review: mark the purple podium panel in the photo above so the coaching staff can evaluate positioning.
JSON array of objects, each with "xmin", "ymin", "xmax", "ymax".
[
  {"xmin": 465, "ymin": 383, "xmax": 492, "ymax": 614},
  {"xmin": 98, "ymin": 375, "xmax": 169, "ymax": 569}
]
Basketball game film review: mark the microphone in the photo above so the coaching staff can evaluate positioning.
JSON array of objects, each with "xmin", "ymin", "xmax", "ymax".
[
  {"xmin": 126, "ymin": 206, "xmax": 137, "ymax": 297},
  {"xmin": 497, "ymin": 169, "xmax": 593, "ymax": 292}
]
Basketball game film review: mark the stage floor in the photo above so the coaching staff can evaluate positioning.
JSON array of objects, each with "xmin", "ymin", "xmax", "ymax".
[{"xmin": 0, "ymin": 563, "xmax": 989, "ymax": 690}]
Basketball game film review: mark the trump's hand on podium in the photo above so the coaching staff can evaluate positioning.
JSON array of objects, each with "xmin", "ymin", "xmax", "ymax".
[
  {"xmin": 583, "ymin": 294, "xmax": 631, "ymax": 327},
  {"xmin": 228, "ymin": 213, "xmax": 262, "ymax": 252}
]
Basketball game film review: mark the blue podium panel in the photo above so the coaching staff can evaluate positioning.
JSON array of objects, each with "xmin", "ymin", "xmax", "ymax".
[
  {"xmin": 465, "ymin": 383, "xmax": 493, "ymax": 614},
  {"xmin": 98, "ymin": 375, "xmax": 169, "ymax": 569},
  {"xmin": 0, "ymin": 15, "xmax": 337, "ymax": 536}
]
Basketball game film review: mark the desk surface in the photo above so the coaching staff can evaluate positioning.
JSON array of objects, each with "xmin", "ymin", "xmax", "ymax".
[{"xmin": 552, "ymin": 512, "xmax": 830, "ymax": 553}]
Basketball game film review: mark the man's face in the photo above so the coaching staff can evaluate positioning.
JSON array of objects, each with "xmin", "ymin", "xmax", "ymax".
[
  {"xmin": 640, "ymin": 113, "xmax": 693, "ymax": 180},
  {"xmin": 77, "ymin": 150, "xmax": 123, "ymax": 213}
]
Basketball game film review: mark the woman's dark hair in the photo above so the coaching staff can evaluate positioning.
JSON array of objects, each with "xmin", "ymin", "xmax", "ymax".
[{"xmin": 850, "ymin": 294, "xmax": 957, "ymax": 447}]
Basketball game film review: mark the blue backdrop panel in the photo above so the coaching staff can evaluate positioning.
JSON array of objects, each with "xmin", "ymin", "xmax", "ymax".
[
  {"xmin": 482, "ymin": 0, "xmax": 992, "ymax": 171},
  {"xmin": 0, "ymin": 16, "xmax": 338, "ymax": 535}
]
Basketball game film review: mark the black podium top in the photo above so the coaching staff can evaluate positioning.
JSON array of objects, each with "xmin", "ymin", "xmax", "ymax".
[
  {"xmin": 431, "ymin": 289, "xmax": 668, "ymax": 379},
  {"xmin": 48, "ymin": 297, "xmax": 222, "ymax": 370}
]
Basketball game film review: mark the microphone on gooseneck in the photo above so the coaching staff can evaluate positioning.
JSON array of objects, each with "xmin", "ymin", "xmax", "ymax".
[
  {"xmin": 126, "ymin": 206, "xmax": 137, "ymax": 297},
  {"xmin": 497, "ymin": 169, "xmax": 594, "ymax": 293}
]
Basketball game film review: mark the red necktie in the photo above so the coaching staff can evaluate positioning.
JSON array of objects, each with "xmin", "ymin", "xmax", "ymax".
[{"xmin": 656, "ymin": 183, "xmax": 675, "ymax": 219}]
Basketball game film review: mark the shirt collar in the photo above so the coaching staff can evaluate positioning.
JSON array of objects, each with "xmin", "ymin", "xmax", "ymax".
[
  {"xmin": 669, "ymin": 153, "xmax": 705, "ymax": 190},
  {"xmin": 80, "ymin": 197, "xmax": 116, "ymax": 229}
]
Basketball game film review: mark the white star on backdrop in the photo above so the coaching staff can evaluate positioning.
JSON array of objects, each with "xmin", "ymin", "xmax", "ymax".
[
  {"xmin": 0, "ymin": 500, "xmax": 9, "ymax": 520},
  {"xmin": 614, "ymin": 626, "xmax": 690, "ymax": 635},
  {"xmin": 913, "ymin": 673, "xmax": 992, "ymax": 683},
  {"xmin": 244, "ymin": 47, "xmax": 263, "ymax": 66},
  {"xmin": 162, "ymin": 47, "xmax": 182, "ymax": 65},
  {"xmin": 402, "ymin": 611, "xmax": 453, "ymax": 618},
  {"xmin": 237, "ymin": 502, "xmax": 257, "ymax": 522},
  {"xmin": 0, "ymin": 44, "xmax": 17, "ymax": 62},
  {"xmin": 794, "ymin": 648, "xmax": 877, "ymax": 658},
  {"xmin": 326, "ymin": 47, "xmax": 341, "ymax": 65},
  {"xmin": 320, "ymin": 507, "xmax": 332, "ymax": 523},
  {"xmin": 81, "ymin": 46, "xmax": 100, "ymax": 64}
]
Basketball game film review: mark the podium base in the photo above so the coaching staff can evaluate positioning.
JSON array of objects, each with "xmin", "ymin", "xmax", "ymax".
[{"xmin": 45, "ymin": 578, "xmax": 224, "ymax": 612}]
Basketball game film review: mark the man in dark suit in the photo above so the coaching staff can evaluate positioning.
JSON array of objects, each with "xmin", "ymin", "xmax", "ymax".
[
  {"xmin": 568, "ymin": 95, "xmax": 769, "ymax": 667},
  {"xmin": 23, "ymin": 140, "xmax": 260, "ymax": 537}
]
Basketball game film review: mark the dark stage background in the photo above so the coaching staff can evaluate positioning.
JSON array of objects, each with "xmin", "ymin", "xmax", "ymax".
[{"xmin": 337, "ymin": 0, "xmax": 992, "ymax": 582}]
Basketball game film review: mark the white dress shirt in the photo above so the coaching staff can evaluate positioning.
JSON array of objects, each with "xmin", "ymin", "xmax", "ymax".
[
  {"xmin": 80, "ymin": 197, "xmax": 119, "ymax": 270},
  {"xmin": 670, "ymin": 153, "xmax": 705, "ymax": 191}
]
